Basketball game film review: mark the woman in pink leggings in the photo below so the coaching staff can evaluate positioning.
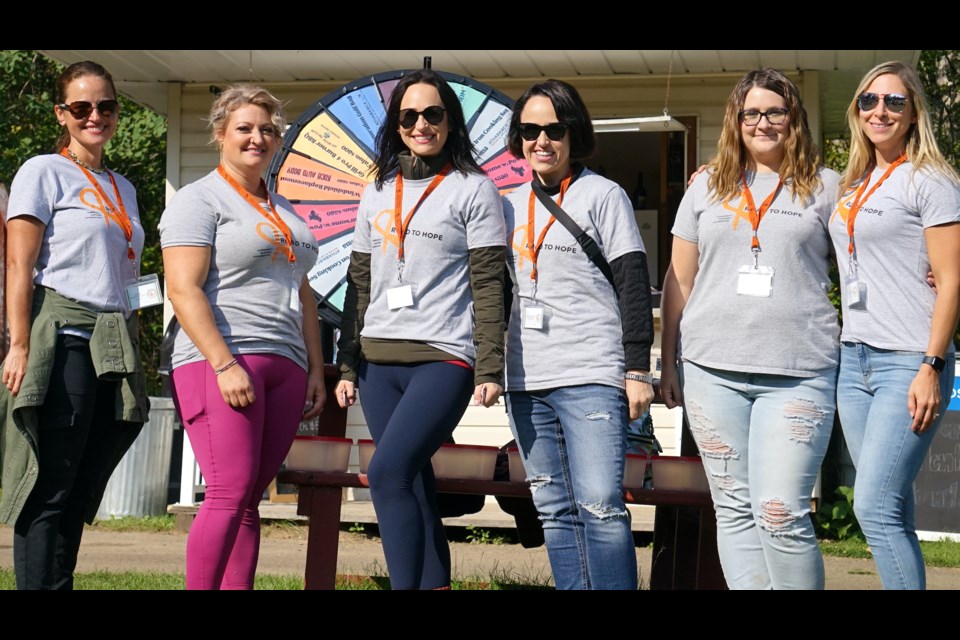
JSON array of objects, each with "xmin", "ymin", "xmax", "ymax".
[{"xmin": 159, "ymin": 85, "xmax": 326, "ymax": 589}]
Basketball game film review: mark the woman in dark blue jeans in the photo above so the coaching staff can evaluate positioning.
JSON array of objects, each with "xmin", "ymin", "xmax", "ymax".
[
  {"xmin": 501, "ymin": 79, "xmax": 655, "ymax": 590},
  {"xmin": 334, "ymin": 69, "xmax": 505, "ymax": 589}
]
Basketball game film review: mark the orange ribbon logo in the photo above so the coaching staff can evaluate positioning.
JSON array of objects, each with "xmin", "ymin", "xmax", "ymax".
[
  {"xmin": 721, "ymin": 195, "xmax": 753, "ymax": 230},
  {"xmin": 831, "ymin": 197, "xmax": 853, "ymax": 225},
  {"xmin": 510, "ymin": 226, "xmax": 534, "ymax": 270},
  {"xmin": 372, "ymin": 209, "xmax": 401, "ymax": 255},
  {"xmin": 80, "ymin": 187, "xmax": 126, "ymax": 229},
  {"xmin": 256, "ymin": 221, "xmax": 295, "ymax": 262}
]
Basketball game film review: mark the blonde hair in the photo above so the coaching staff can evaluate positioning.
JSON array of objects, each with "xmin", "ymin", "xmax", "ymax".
[
  {"xmin": 840, "ymin": 60, "xmax": 960, "ymax": 195},
  {"xmin": 207, "ymin": 84, "xmax": 286, "ymax": 145},
  {"xmin": 709, "ymin": 68, "xmax": 822, "ymax": 205},
  {"xmin": 0, "ymin": 182, "xmax": 8, "ymax": 218}
]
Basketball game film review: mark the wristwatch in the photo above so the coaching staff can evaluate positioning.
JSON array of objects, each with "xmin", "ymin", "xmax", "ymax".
[
  {"xmin": 922, "ymin": 355, "xmax": 946, "ymax": 374},
  {"xmin": 625, "ymin": 372, "xmax": 657, "ymax": 384}
]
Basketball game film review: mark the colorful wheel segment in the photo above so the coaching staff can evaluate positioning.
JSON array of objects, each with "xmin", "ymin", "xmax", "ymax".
[{"xmin": 267, "ymin": 69, "xmax": 529, "ymax": 327}]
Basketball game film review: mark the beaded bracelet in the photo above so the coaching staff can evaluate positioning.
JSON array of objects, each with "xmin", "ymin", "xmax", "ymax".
[{"xmin": 215, "ymin": 358, "xmax": 239, "ymax": 376}]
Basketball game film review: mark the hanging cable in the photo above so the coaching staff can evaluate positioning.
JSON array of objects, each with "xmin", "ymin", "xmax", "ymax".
[{"xmin": 663, "ymin": 50, "xmax": 674, "ymax": 125}]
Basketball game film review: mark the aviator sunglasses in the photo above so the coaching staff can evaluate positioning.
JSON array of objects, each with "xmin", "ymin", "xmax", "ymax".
[
  {"xmin": 398, "ymin": 106, "xmax": 446, "ymax": 129},
  {"xmin": 857, "ymin": 92, "xmax": 909, "ymax": 114},
  {"xmin": 518, "ymin": 122, "xmax": 569, "ymax": 142},
  {"xmin": 57, "ymin": 99, "xmax": 119, "ymax": 119}
]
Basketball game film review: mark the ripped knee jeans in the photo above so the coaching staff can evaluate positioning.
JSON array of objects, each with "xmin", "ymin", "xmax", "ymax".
[
  {"xmin": 506, "ymin": 385, "xmax": 637, "ymax": 590},
  {"xmin": 680, "ymin": 360, "xmax": 837, "ymax": 590}
]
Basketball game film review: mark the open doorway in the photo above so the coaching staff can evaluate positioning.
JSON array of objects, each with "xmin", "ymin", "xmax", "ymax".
[{"xmin": 587, "ymin": 116, "xmax": 698, "ymax": 288}]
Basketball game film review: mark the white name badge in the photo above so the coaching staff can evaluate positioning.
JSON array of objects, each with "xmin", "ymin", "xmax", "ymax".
[
  {"xmin": 125, "ymin": 273, "xmax": 163, "ymax": 310},
  {"xmin": 290, "ymin": 286, "xmax": 301, "ymax": 312},
  {"xmin": 523, "ymin": 305, "xmax": 545, "ymax": 330},
  {"xmin": 387, "ymin": 285, "xmax": 415, "ymax": 310},
  {"xmin": 845, "ymin": 275, "xmax": 867, "ymax": 309},
  {"xmin": 737, "ymin": 265, "xmax": 774, "ymax": 297}
]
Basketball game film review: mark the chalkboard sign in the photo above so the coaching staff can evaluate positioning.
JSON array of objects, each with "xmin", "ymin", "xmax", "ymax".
[{"xmin": 915, "ymin": 380, "xmax": 960, "ymax": 534}]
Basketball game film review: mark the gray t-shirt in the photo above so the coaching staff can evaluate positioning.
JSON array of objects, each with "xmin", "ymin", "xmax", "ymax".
[
  {"xmin": 672, "ymin": 168, "xmax": 841, "ymax": 376},
  {"xmin": 6, "ymin": 153, "xmax": 145, "ymax": 316},
  {"xmin": 352, "ymin": 170, "xmax": 505, "ymax": 367},
  {"xmin": 159, "ymin": 169, "xmax": 319, "ymax": 370},
  {"xmin": 829, "ymin": 162, "xmax": 960, "ymax": 352},
  {"xmin": 503, "ymin": 169, "xmax": 644, "ymax": 392}
]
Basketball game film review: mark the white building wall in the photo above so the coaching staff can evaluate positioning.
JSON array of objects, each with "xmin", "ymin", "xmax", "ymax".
[{"xmin": 170, "ymin": 71, "xmax": 807, "ymax": 475}]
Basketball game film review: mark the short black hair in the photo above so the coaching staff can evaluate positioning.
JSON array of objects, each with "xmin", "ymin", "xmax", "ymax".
[
  {"xmin": 507, "ymin": 79, "xmax": 596, "ymax": 162},
  {"xmin": 372, "ymin": 69, "xmax": 482, "ymax": 188}
]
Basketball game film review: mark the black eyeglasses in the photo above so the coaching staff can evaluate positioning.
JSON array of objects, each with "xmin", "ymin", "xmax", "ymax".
[
  {"xmin": 739, "ymin": 108, "xmax": 789, "ymax": 126},
  {"xmin": 398, "ymin": 106, "xmax": 446, "ymax": 129},
  {"xmin": 518, "ymin": 122, "xmax": 569, "ymax": 142},
  {"xmin": 57, "ymin": 99, "xmax": 119, "ymax": 119},
  {"xmin": 857, "ymin": 92, "xmax": 909, "ymax": 114}
]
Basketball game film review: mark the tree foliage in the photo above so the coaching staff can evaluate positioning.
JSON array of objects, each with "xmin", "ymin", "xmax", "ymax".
[
  {"xmin": 918, "ymin": 50, "xmax": 960, "ymax": 170},
  {"xmin": 1, "ymin": 50, "xmax": 168, "ymax": 394}
]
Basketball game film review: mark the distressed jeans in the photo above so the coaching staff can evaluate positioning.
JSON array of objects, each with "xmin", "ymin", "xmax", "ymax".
[
  {"xmin": 837, "ymin": 342, "xmax": 955, "ymax": 590},
  {"xmin": 506, "ymin": 385, "xmax": 637, "ymax": 590},
  {"xmin": 680, "ymin": 361, "xmax": 836, "ymax": 589}
]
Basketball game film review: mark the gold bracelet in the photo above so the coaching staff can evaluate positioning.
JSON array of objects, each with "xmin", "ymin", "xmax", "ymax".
[{"xmin": 215, "ymin": 359, "xmax": 239, "ymax": 376}]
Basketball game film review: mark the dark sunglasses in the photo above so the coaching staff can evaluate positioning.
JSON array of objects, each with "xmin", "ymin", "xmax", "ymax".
[
  {"xmin": 57, "ymin": 99, "xmax": 119, "ymax": 119},
  {"xmin": 518, "ymin": 122, "xmax": 569, "ymax": 142},
  {"xmin": 398, "ymin": 106, "xmax": 446, "ymax": 128},
  {"xmin": 857, "ymin": 92, "xmax": 909, "ymax": 114}
]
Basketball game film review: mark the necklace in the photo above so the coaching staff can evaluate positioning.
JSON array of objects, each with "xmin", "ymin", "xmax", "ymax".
[{"xmin": 65, "ymin": 148, "xmax": 106, "ymax": 175}]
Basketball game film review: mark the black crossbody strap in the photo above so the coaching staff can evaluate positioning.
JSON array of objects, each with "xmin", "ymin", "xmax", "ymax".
[{"xmin": 531, "ymin": 179, "xmax": 616, "ymax": 290}]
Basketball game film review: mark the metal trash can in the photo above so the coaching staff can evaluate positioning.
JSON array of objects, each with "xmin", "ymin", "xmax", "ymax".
[{"xmin": 96, "ymin": 397, "xmax": 175, "ymax": 519}]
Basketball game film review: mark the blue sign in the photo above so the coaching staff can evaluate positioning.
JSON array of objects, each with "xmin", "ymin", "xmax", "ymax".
[{"xmin": 950, "ymin": 380, "xmax": 960, "ymax": 411}]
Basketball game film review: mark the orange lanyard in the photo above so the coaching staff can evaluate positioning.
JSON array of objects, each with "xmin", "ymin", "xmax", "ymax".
[
  {"xmin": 845, "ymin": 154, "xmax": 908, "ymax": 257},
  {"xmin": 217, "ymin": 165, "xmax": 295, "ymax": 263},
  {"xmin": 60, "ymin": 148, "xmax": 135, "ymax": 261},
  {"xmin": 393, "ymin": 163, "xmax": 451, "ymax": 262},
  {"xmin": 526, "ymin": 173, "xmax": 573, "ymax": 282},
  {"xmin": 740, "ymin": 172, "xmax": 783, "ymax": 255}
]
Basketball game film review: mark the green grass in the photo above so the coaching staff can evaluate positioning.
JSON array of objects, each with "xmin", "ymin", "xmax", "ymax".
[
  {"xmin": 0, "ymin": 567, "xmax": 552, "ymax": 590},
  {"xmin": 90, "ymin": 515, "xmax": 176, "ymax": 533},
  {"xmin": 819, "ymin": 538, "xmax": 873, "ymax": 560},
  {"xmin": 0, "ymin": 569, "xmax": 304, "ymax": 590},
  {"xmin": 819, "ymin": 537, "xmax": 960, "ymax": 568}
]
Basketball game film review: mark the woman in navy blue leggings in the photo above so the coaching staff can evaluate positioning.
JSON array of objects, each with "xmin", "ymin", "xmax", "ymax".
[{"xmin": 334, "ymin": 70, "xmax": 506, "ymax": 589}]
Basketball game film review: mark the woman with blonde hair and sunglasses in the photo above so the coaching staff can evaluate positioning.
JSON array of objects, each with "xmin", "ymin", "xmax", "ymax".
[
  {"xmin": 829, "ymin": 61, "xmax": 960, "ymax": 589},
  {"xmin": 660, "ymin": 68, "xmax": 841, "ymax": 589},
  {"xmin": 334, "ymin": 69, "xmax": 505, "ymax": 590},
  {"xmin": 1, "ymin": 61, "xmax": 149, "ymax": 589},
  {"xmin": 160, "ymin": 84, "xmax": 326, "ymax": 589}
]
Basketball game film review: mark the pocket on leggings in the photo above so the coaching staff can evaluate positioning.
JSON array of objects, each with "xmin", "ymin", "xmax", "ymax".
[{"xmin": 171, "ymin": 363, "xmax": 208, "ymax": 426}]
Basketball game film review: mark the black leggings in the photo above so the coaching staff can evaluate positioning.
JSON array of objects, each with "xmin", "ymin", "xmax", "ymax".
[
  {"xmin": 13, "ymin": 334, "xmax": 142, "ymax": 590},
  {"xmin": 360, "ymin": 360, "xmax": 474, "ymax": 590}
]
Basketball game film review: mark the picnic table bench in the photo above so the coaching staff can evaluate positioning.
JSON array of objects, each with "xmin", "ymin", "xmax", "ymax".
[
  {"xmin": 277, "ymin": 365, "xmax": 725, "ymax": 590},
  {"xmin": 277, "ymin": 468, "xmax": 725, "ymax": 590}
]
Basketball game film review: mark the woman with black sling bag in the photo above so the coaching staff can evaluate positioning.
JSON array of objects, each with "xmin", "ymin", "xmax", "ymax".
[{"xmin": 502, "ymin": 79, "xmax": 655, "ymax": 590}]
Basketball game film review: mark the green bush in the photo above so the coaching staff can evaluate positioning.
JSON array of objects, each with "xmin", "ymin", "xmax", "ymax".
[{"xmin": 815, "ymin": 486, "xmax": 864, "ymax": 541}]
